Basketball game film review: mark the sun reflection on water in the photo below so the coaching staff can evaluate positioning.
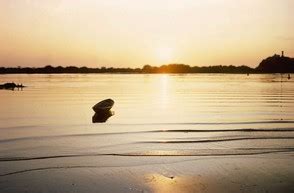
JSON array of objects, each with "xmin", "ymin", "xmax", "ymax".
[
  {"xmin": 157, "ymin": 74, "xmax": 170, "ymax": 109},
  {"xmin": 145, "ymin": 174, "xmax": 205, "ymax": 193}
]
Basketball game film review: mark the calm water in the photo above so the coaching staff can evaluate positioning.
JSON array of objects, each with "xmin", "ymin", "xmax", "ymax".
[{"xmin": 0, "ymin": 74, "xmax": 294, "ymax": 168}]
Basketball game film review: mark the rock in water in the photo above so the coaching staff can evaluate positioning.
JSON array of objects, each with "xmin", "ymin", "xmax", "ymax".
[
  {"xmin": 0, "ymin": 82, "xmax": 25, "ymax": 90},
  {"xmin": 92, "ymin": 99, "xmax": 115, "ymax": 123}
]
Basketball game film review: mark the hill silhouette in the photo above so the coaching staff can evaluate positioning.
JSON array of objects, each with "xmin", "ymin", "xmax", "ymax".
[{"xmin": 256, "ymin": 52, "xmax": 294, "ymax": 73}]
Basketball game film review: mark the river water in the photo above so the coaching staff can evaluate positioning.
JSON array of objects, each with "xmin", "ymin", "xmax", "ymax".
[{"xmin": 0, "ymin": 74, "xmax": 293, "ymax": 184}]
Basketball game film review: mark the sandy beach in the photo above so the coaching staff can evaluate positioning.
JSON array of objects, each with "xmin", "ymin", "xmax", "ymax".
[{"xmin": 1, "ymin": 153, "xmax": 293, "ymax": 193}]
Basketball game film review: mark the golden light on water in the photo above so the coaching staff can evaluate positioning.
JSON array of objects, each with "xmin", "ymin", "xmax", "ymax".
[
  {"xmin": 145, "ymin": 174, "xmax": 205, "ymax": 193},
  {"xmin": 158, "ymin": 74, "xmax": 170, "ymax": 108}
]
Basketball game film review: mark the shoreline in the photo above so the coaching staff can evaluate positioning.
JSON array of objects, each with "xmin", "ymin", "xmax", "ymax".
[
  {"xmin": 0, "ymin": 72, "xmax": 293, "ymax": 75},
  {"xmin": 1, "ymin": 153, "xmax": 293, "ymax": 193}
]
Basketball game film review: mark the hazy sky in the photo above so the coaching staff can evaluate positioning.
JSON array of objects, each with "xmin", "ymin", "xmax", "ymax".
[{"xmin": 0, "ymin": 0, "xmax": 293, "ymax": 68}]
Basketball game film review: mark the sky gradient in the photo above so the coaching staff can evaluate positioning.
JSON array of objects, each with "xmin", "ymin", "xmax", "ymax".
[{"xmin": 0, "ymin": 0, "xmax": 293, "ymax": 68}]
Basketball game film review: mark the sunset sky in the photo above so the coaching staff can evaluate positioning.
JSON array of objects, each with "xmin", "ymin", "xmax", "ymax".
[{"xmin": 0, "ymin": 0, "xmax": 293, "ymax": 68}]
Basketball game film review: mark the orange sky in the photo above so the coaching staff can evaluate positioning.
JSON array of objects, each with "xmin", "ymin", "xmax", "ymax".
[{"xmin": 0, "ymin": 0, "xmax": 293, "ymax": 68}]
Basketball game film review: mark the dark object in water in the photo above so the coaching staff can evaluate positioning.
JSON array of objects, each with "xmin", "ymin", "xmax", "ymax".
[
  {"xmin": 0, "ymin": 82, "xmax": 25, "ymax": 90},
  {"xmin": 92, "ymin": 99, "xmax": 115, "ymax": 123},
  {"xmin": 288, "ymin": 74, "xmax": 291, "ymax": 80},
  {"xmin": 92, "ymin": 110, "xmax": 114, "ymax": 123},
  {"xmin": 92, "ymin": 99, "xmax": 114, "ymax": 113}
]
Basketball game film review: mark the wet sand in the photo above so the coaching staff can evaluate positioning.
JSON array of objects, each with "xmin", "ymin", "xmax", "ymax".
[
  {"xmin": 0, "ymin": 153, "xmax": 293, "ymax": 193},
  {"xmin": 0, "ymin": 122, "xmax": 293, "ymax": 193}
]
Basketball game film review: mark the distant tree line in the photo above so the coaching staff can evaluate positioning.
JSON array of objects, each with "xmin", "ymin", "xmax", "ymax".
[
  {"xmin": 0, "ymin": 64, "xmax": 255, "ymax": 74},
  {"xmin": 142, "ymin": 64, "xmax": 254, "ymax": 73}
]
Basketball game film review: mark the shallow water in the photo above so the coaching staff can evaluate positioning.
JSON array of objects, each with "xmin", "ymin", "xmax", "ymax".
[{"xmin": 0, "ymin": 74, "xmax": 294, "ymax": 176}]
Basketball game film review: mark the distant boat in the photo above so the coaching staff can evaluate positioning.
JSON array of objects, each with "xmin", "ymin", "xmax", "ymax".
[
  {"xmin": 92, "ymin": 99, "xmax": 114, "ymax": 113},
  {"xmin": 0, "ymin": 82, "xmax": 25, "ymax": 90}
]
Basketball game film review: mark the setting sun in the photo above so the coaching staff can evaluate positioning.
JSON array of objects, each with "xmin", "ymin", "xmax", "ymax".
[
  {"xmin": 156, "ymin": 47, "xmax": 174, "ymax": 64},
  {"xmin": 0, "ymin": 0, "xmax": 293, "ymax": 67}
]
